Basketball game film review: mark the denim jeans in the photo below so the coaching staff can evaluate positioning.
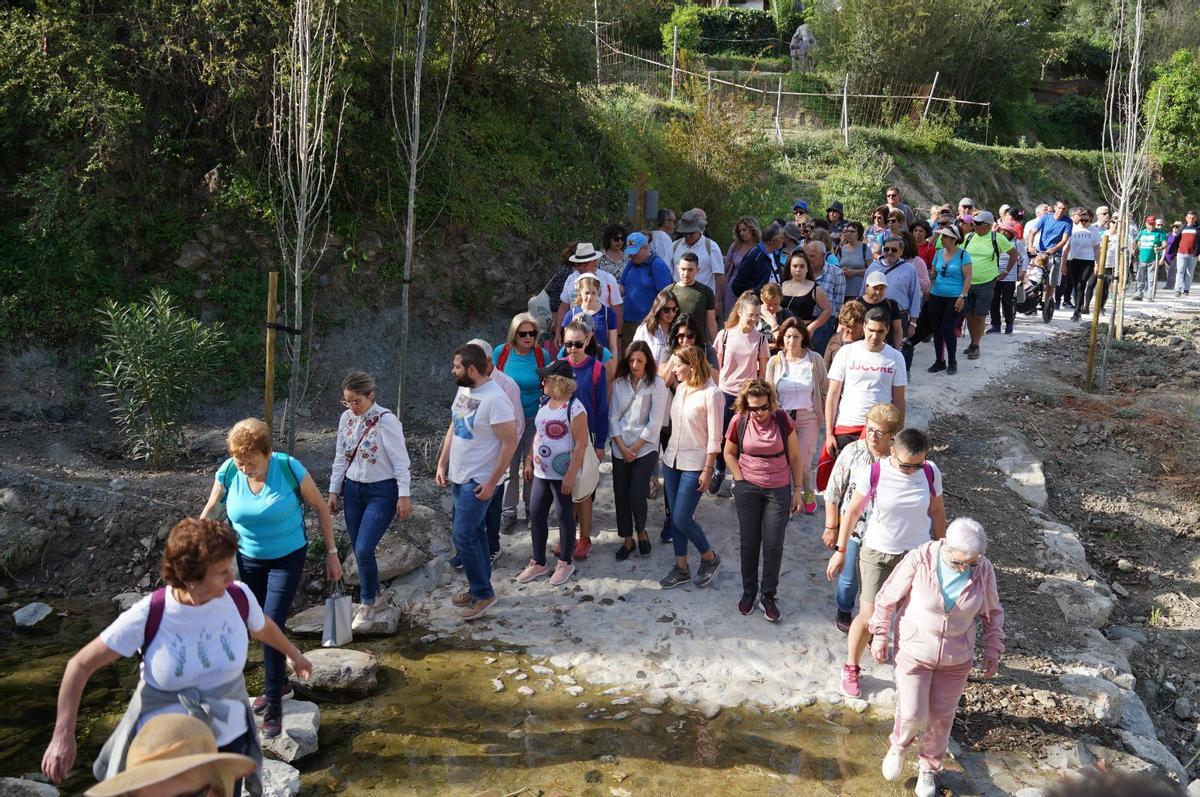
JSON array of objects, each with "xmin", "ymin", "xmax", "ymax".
[
  {"xmin": 237, "ymin": 544, "xmax": 306, "ymax": 702},
  {"xmin": 530, "ymin": 477, "xmax": 576, "ymax": 565},
  {"xmin": 1177, "ymin": 254, "xmax": 1197, "ymax": 293},
  {"xmin": 733, "ymin": 480, "xmax": 790, "ymax": 596},
  {"xmin": 503, "ymin": 423, "xmax": 536, "ymax": 518},
  {"xmin": 835, "ymin": 535, "xmax": 862, "ymax": 615},
  {"xmin": 451, "ymin": 480, "xmax": 494, "ymax": 600},
  {"xmin": 1135, "ymin": 261, "xmax": 1155, "ymax": 295},
  {"xmin": 662, "ymin": 465, "xmax": 712, "ymax": 558},
  {"xmin": 714, "ymin": 392, "xmax": 738, "ymax": 476},
  {"xmin": 342, "ymin": 477, "xmax": 398, "ymax": 605},
  {"xmin": 811, "ymin": 316, "xmax": 837, "ymax": 356}
]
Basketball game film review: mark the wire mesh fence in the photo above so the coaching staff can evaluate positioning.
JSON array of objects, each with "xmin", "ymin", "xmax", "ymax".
[{"xmin": 596, "ymin": 36, "xmax": 991, "ymax": 143}]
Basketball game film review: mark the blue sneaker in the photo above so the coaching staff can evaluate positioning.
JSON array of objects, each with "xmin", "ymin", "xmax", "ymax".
[
  {"xmin": 660, "ymin": 518, "xmax": 673, "ymax": 544},
  {"xmin": 450, "ymin": 554, "xmax": 464, "ymax": 570}
]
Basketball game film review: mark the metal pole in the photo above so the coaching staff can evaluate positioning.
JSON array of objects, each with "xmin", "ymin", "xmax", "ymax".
[
  {"xmin": 634, "ymin": 171, "xmax": 647, "ymax": 229},
  {"xmin": 922, "ymin": 71, "xmax": 940, "ymax": 120},
  {"xmin": 264, "ymin": 271, "xmax": 278, "ymax": 432},
  {"xmin": 985, "ymin": 104, "xmax": 991, "ymax": 145},
  {"xmin": 670, "ymin": 26, "xmax": 678, "ymax": 103},
  {"xmin": 842, "ymin": 73, "xmax": 849, "ymax": 149},
  {"xmin": 1115, "ymin": 212, "xmax": 1128, "ymax": 341},
  {"xmin": 1085, "ymin": 234, "xmax": 1110, "ymax": 391},
  {"xmin": 593, "ymin": 0, "xmax": 601, "ymax": 88},
  {"xmin": 775, "ymin": 77, "xmax": 784, "ymax": 145},
  {"xmin": 707, "ymin": 69, "xmax": 712, "ymax": 113}
]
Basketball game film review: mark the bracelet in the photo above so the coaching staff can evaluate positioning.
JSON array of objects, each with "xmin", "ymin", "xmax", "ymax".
[
  {"xmin": 837, "ymin": 545, "xmax": 847, "ymax": 553},
  {"xmin": 825, "ymin": 525, "xmax": 838, "ymax": 530}
]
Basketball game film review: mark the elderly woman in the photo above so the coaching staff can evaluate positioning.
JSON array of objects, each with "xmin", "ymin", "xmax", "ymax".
[
  {"xmin": 495, "ymin": 313, "xmax": 550, "ymax": 531},
  {"xmin": 200, "ymin": 418, "xmax": 337, "ymax": 735},
  {"xmin": 42, "ymin": 519, "xmax": 313, "ymax": 795},
  {"xmin": 871, "ymin": 518, "xmax": 1005, "ymax": 797},
  {"xmin": 824, "ymin": 300, "xmax": 866, "ymax": 369}
]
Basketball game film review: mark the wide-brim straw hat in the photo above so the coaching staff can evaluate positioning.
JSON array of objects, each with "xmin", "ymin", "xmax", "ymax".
[{"xmin": 85, "ymin": 715, "xmax": 256, "ymax": 797}]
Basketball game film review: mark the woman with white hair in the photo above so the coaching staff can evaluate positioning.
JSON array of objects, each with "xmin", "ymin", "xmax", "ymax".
[{"xmin": 868, "ymin": 517, "xmax": 1006, "ymax": 797}]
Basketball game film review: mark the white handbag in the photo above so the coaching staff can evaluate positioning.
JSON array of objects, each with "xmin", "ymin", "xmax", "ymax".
[{"xmin": 322, "ymin": 580, "xmax": 353, "ymax": 648}]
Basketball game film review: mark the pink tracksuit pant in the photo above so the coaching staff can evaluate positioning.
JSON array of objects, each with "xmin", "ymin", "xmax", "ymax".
[{"xmin": 890, "ymin": 651, "xmax": 973, "ymax": 771}]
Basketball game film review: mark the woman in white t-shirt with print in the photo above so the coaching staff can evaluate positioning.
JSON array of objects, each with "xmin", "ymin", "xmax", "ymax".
[
  {"xmin": 519, "ymin": 361, "xmax": 590, "ymax": 587},
  {"xmin": 825, "ymin": 428, "xmax": 947, "ymax": 701},
  {"xmin": 42, "ymin": 518, "xmax": 312, "ymax": 796},
  {"xmin": 710, "ymin": 292, "xmax": 770, "ymax": 493}
]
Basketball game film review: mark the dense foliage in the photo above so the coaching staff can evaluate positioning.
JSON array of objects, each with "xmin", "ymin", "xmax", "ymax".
[
  {"xmin": 661, "ymin": 4, "xmax": 792, "ymax": 58},
  {"xmin": 1148, "ymin": 48, "xmax": 1200, "ymax": 185}
]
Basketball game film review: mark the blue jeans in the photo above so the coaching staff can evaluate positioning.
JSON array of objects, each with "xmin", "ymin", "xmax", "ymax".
[
  {"xmin": 836, "ymin": 536, "xmax": 862, "ymax": 615},
  {"xmin": 237, "ymin": 544, "xmax": 306, "ymax": 701},
  {"xmin": 342, "ymin": 477, "xmax": 398, "ymax": 605},
  {"xmin": 663, "ymin": 465, "xmax": 712, "ymax": 558},
  {"xmin": 451, "ymin": 480, "xmax": 494, "ymax": 599},
  {"xmin": 218, "ymin": 730, "xmax": 252, "ymax": 797}
]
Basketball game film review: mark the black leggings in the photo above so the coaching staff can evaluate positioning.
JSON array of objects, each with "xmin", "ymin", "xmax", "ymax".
[
  {"xmin": 612, "ymin": 452, "xmax": 658, "ymax": 538},
  {"xmin": 990, "ymin": 281, "xmax": 1016, "ymax": 327},
  {"xmin": 925, "ymin": 294, "xmax": 965, "ymax": 364},
  {"xmin": 530, "ymin": 477, "xmax": 576, "ymax": 565},
  {"xmin": 218, "ymin": 730, "xmax": 253, "ymax": 797},
  {"xmin": 1068, "ymin": 259, "xmax": 1095, "ymax": 312}
]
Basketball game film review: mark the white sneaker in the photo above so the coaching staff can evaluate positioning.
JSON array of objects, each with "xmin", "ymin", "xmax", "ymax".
[
  {"xmin": 914, "ymin": 765, "xmax": 937, "ymax": 797},
  {"xmin": 351, "ymin": 602, "xmax": 377, "ymax": 632},
  {"xmin": 516, "ymin": 559, "xmax": 549, "ymax": 583},
  {"xmin": 881, "ymin": 747, "xmax": 904, "ymax": 781},
  {"xmin": 549, "ymin": 560, "xmax": 575, "ymax": 586}
]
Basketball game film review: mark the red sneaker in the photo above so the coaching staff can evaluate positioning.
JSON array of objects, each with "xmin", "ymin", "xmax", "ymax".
[
  {"xmin": 573, "ymin": 537, "xmax": 592, "ymax": 560},
  {"xmin": 841, "ymin": 664, "xmax": 862, "ymax": 698}
]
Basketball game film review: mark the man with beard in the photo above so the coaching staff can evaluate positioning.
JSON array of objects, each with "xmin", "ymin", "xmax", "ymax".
[{"xmin": 436, "ymin": 343, "xmax": 518, "ymax": 621}]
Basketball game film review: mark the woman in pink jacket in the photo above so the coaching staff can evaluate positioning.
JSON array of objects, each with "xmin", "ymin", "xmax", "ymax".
[{"xmin": 869, "ymin": 517, "xmax": 1005, "ymax": 797}]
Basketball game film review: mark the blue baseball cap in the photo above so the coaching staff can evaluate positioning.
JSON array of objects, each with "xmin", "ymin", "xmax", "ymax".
[
  {"xmin": 625, "ymin": 231, "xmax": 649, "ymax": 255},
  {"xmin": 793, "ymin": 199, "xmax": 809, "ymax": 212}
]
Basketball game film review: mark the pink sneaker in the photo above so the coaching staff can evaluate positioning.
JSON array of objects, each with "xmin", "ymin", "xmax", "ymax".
[
  {"xmin": 516, "ymin": 560, "xmax": 548, "ymax": 583},
  {"xmin": 549, "ymin": 560, "xmax": 575, "ymax": 586},
  {"xmin": 841, "ymin": 664, "xmax": 862, "ymax": 698}
]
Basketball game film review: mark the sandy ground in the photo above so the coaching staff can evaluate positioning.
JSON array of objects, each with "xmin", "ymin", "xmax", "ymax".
[{"xmin": 388, "ymin": 286, "xmax": 1197, "ymax": 713}]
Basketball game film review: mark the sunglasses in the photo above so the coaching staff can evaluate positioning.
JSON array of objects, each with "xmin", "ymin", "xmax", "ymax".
[
  {"xmin": 873, "ymin": 216, "xmax": 884, "ymax": 221},
  {"xmin": 747, "ymin": 402, "xmax": 771, "ymax": 414},
  {"xmin": 563, "ymin": 340, "xmax": 586, "ymax": 349},
  {"xmin": 894, "ymin": 456, "xmax": 926, "ymax": 472},
  {"xmin": 947, "ymin": 556, "xmax": 980, "ymax": 569},
  {"xmin": 516, "ymin": 330, "xmax": 537, "ymax": 338},
  {"xmin": 661, "ymin": 306, "xmax": 679, "ymax": 314},
  {"xmin": 676, "ymin": 332, "xmax": 696, "ymax": 340},
  {"xmin": 883, "ymin": 246, "xmax": 901, "ymax": 254}
]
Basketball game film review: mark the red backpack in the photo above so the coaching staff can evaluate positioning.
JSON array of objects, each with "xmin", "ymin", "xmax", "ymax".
[{"xmin": 496, "ymin": 343, "xmax": 546, "ymax": 370}]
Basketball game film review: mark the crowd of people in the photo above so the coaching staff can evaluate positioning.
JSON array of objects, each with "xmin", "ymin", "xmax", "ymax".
[{"xmin": 41, "ymin": 188, "xmax": 1197, "ymax": 797}]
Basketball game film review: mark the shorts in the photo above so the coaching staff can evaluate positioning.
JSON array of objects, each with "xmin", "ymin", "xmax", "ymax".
[
  {"xmin": 858, "ymin": 545, "xmax": 907, "ymax": 605},
  {"xmin": 965, "ymin": 281, "xmax": 995, "ymax": 316}
]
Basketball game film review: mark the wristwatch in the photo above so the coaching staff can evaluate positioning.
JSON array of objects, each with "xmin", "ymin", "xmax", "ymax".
[{"xmin": 836, "ymin": 545, "xmax": 847, "ymax": 553}]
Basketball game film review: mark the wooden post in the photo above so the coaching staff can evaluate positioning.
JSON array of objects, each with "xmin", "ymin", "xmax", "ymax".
[
  {"xmin": 1085, "ymin": 234, "xmax": 1110, "ymax": 391},
  {"xmin": 841, "ymin": 73, "xmax": 850, "ymax": 149},
  {"xmin": 670, "ymin": 26, "xmax": 678, "ymax": 103},
  {"xmin": 1115, "ymin": 213, "xmax": 1128, "ymax": 341},
  {"xmin": 634, "ymin": 172, "xmax": 647, "ymax": 229},
  {"xmin": 593, "ymin": 0, "xmax": 601, "ymax": 88},
  {"xmin": 774, "ymin": 77, "xmax": 784, "ymax": 145},
  {"xmin": 922, "ymin": 71, "xmax": 940, "ymax": 120},
  {"xmin": 264, "ymin": 271, "xmax": 278, "ymax": 431},
  {"xmin": 706, "ymin": 69, "xmax": 712, "ymax": 113}
]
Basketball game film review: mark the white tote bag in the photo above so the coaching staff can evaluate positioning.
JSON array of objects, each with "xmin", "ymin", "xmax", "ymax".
[
  {"xmin": 322, "ymin": 580, "xmax": 353, "ymax": 648},
  {"xmin": 528, "ymin": 290, "xmax": 553, "ymax": 337}
]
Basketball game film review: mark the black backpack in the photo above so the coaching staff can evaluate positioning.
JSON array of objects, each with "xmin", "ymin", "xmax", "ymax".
[{"xmin": 733, "ymin": 409, "xmax": 792, "ymax": 466}]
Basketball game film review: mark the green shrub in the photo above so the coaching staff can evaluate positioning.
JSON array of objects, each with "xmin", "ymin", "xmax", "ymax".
[
  {"xmin": 662, "ymin": 4, "xmax": 701, "ymax": 56},
  {"xmin": 697, "ymin": 8, "xmax": 780, "ymax": 57},
  {"xmin": 1148, "ymin": 49, "xmax": 1200, "ymax": 185},
  {"xmin": 95, "ymin": 289, "xmax": 227, "ymax": 465}
]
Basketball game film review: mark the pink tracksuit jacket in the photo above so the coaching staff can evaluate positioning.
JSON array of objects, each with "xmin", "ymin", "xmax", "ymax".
[{"xmin": 869, "ymin": 540, "xmax": 1006, "ymax": 667}]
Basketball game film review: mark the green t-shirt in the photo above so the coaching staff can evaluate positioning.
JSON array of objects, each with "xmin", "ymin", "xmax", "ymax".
[
  {"xmin": 963, "ymin": 230, "xmax": 1014, "ymax": 284},
  {"xmin": 1136, "ymin": 229, "xmax": 1167, "ymax": 264},
  {"xmin": 672, "ymin": 281, "xmax": 716, "ymax": 342}
]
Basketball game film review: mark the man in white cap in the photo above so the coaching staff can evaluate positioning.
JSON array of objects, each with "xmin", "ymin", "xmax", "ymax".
[
  {"xmin": 961, "ymin": 210, "xmax": 1013, "ymax": 360},
  {"xmin": 555, "ymin": 242, "xmax": 623, "ymax": 347},
  {"xmin": 671, "ymin": 208, "xmax": 726, "ymax": 313}
]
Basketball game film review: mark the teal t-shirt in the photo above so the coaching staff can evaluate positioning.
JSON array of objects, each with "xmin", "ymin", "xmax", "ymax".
[
  {"xmin": 493, "ymin": 343, "xmax": 542, "ymax": 419},
  {"xmin": 1136, "ymin": 229, "xmax": 1166, "ymax": 264},
  {"xmin": 936, "ymin": 549, "xmax": 972, "ymax": 611},
  {"xmin": 218, "ymin": 454, "xmax": 308, "ymax": 560},
  {"xmin": 930, "ymin": 249, "xmax": 973, "ymax": 298}
]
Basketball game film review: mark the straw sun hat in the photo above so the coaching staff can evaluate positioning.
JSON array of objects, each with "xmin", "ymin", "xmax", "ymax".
[{"xmin": 85, "ymin": 715, "xmax": 255, "ymax": 797}]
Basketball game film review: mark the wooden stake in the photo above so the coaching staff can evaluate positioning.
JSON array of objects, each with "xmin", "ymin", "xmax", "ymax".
[
  {"xmin": 634, "ymin": 171, "xmax": 646, "ymax": 229},
  {"xmin": 264, "ymin": 271, "xmax": 278, "ymax": 431},
  {"xmin": 1085, "ymin": 234, "xmax": 1109, "ymax": 391}
]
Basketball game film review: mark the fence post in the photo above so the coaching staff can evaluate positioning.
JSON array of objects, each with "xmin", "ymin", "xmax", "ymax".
[
  {"xmin": 922, "ymin": 71, "xmax": 940, "ymax": 120},
  {"xmin": 984, "ymin": 104, "xmax": 991, "ymax": 145},
  {"xmin": 593, "ymin": 0, "xmax": 601, "ymax": 88},
  {"xmin": 775, "ymin": 77, "xmax": 784, "ymax": 145},
  {"xmin": 264, "ymin": 271, "xmax": 278, "ymax": 431},
  {"xmin": 706, "ymin": 69, "xmax": 712, "ymax": 113},
  {"xmin": 670, "ymin": 26, "xmax": 678, "ymax": 103},
  {"xmin": 841, "ymin": 73, "xmax": 850, "ymax": 149}
]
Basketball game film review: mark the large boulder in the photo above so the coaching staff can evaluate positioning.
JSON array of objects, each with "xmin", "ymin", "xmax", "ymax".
[
  {"xmin": 260, "ymin": 760, "xmax": 301, "ymax": 797},
  {"xmin": 286, "ymin": 603, "xmax": 399, "ymax": 638},
  {"xmin": 13, "ymin": 602, "xmax": 53, "ymax": 629},
  {"xmin": 342, "ymin": 504, "xmax": 444, "ymax": 585},
  {"xmin": 993, "ymin": 434, "xmax": 1048, "ymax": 508},
  {"xmin": 0, "ymin": 779, "xmax": 58, "ymax": 796},
  {"xmin": 258, "ymin": 700, "xmax": 320, "ymax": 763},
  {"xmin": 1058, "ymin": 673, "xmax": 1123, "ymax": 725},
  {"xmin": 289, "ymin": 648, "xmax": 379, "ymax": 696},
  {"xmin": 1037, "ymin": 577, "xmax": 1114, "ymax": 629}
]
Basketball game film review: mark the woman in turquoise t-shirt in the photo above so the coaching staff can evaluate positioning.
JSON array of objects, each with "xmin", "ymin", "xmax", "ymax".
[
  {"xmin": 199, "ymin": 417, "xmax": 338, "ymax": 738},
  {"xmin": 916, "ymin": 227, "xmax": 973, "ymax": 376},
  {"xmin": 494, "ymin": 313, "xmax": 549, "ymax": 529}
]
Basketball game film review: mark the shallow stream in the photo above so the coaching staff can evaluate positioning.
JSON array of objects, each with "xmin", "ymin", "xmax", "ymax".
[{"xmin": 1, "ymin": 602, "xmax": 934, "ymax": 796}]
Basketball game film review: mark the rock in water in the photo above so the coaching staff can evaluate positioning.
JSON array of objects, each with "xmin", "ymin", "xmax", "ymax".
[
  {"xmin": 342, "ymin": 504, "xmax": 441, "ymax": 584},
  {"xmin": 258, "ymin": 701, "xmax": 320, "ymax": 763},
  {"xmin": 12, "ymin": 603, "xmax": 52, "ymax": 629},
  {"xmin": 0, "ymin": 779, "xmax": 58, "ymax": 796},
  {"xmin": 285, "ymin": 603, "xmax": 398, "ymax": 637},
  {"xmin": 112, "ymin": 593, "xmax": 144, "ymax": 612},
  {"xmin": 290, "ymin": 648, "xmax": 379, "ymax": 696},
  {"xmin": 260, "ymin": 760, "xmax": 301, "ymax": 797}
]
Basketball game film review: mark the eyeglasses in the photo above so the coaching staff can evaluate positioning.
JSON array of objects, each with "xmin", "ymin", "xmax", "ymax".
[
  {"xmin": 887, "ymin": 193, "xmax": 899, "ymax": 198},
  {"xmin": 516, "ymin": 330, "xmax": 537, "ymax": 338},
  {"xmin": 947, "ymin": 556, "xmax": 980, "ymax": 569},
  {"xmin": 747, "ymin": 402, "xmax": 771, "ymax": 414},
  {"xmin": 866, "ymin": 427, "xmax": 893, "ymax": 438},
  {"xmin": 340, "ymin": 397, "xmax": 369, "ymax": 408},
  {"xmin": 563, "ymin": 340, "xmax": 586, "ymax": 349},
  {"xmin": 873, "ymin": 215, "xmax": 884, "ymax": 221},
  {"xmin": 883, "ymin": 246, "xmax": 901, "ymax": 254},
  {"xmin": 661, "ymin": 306, "xmax": 679, "ymax": 314}
]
